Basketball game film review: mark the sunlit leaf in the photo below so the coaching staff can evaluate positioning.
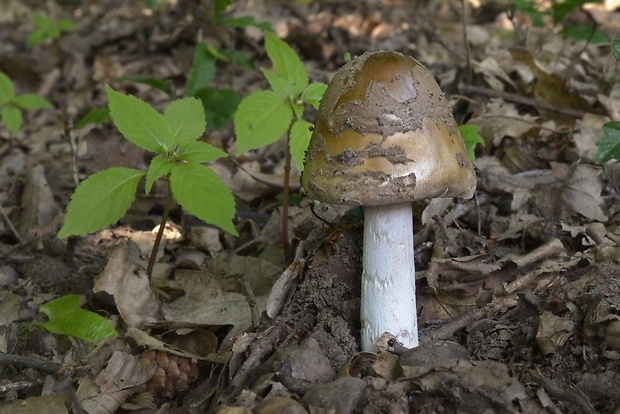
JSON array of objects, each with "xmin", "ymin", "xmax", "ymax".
[
  {"xmin": 595, "ymin": 121, "xmax": 620, "ymax": 164},
  {"xmin": 0, "ymin": 72, "xmax": 15, "ymax": 105},
  {"xmin": 264, "ymin": 31, "xmax": 308, "ymax": 96},
  {"xmin": 301, "ymin": 82, "xmax": 327, "ymax": 110},
  {"xmin": 40, "ymin": 295, "xmax": 117, "ymax": 343},
  {"xmin": 106, "ymin": 85, "xmax": 174, "ymax": 153},
  {"xmin": 163, "ymin": 97, "xmax": 206, "ymax": 145},
  {"xmin": 145, "ymin": 156, "xmax": 174, "ymax": 194},
  {"xmin": 1, "ymin": 105, "xmax": 22, "ymax": 136},
  {"xmin": 177, "ymin": 141, "xmax": 228, "ymax": 164},
  {"xmin": 290, "ymin": 119, "xmax": 313, "ymax": 171},
  {"xmin": 170, "ymin": 163, "xmax": 237, "ymax": 235},
  {"xmin": 58, "ymin": 167, "xmax": 146, "ymax": 238},
  {"xmin": 234, "ymin": 90, "xmax": 292, "ymax": 155},
  {"xmin": 458, "ymin": 124, "xmax": 485, "ymax": 161},
  {"xmin": 12, "ymin": 93, "xmax": 53, "ymax": 110}
]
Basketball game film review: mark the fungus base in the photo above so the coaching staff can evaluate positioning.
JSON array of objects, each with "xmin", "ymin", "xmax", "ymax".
[{"xmin": 361, "ymin": 202, "xmax": 419, "ymax": 351}]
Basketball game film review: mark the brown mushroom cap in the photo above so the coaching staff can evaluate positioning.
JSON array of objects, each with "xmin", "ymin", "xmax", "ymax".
[{"xmin": 302, "ymin": 51, "xmax": 477, "ymax": 206}]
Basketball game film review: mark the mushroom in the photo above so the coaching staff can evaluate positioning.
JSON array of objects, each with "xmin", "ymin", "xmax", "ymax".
[{"xmin": 302, "ymin": 51, "xmax": 477, "ymax": 352}]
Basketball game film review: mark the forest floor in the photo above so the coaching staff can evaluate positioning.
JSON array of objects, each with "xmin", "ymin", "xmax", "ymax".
[{"xmin": 1, "ymin": 0, "xmax": 620, "ymax": 413}]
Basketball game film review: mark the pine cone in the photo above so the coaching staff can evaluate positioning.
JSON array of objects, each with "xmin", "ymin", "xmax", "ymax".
[{"xmin": 139, "ymin": 350, "xmax": 199, "ymax": 399}]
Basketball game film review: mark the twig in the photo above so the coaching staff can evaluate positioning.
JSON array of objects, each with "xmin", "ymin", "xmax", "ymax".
[
  {"xmin": 231, "ymin": 158, "xmax": 301, "ymax": 191},
  {"xmin": 530, "ymin": 366, "xmax": 596, "ymax": 414},
  {"xmin": 460, "ymin": 0, "xmax": 472, "ymax": 84},
  {"xmin": 0, "ymin": 203, "xmax": 23, "ymax": 244},
  {"xmin": 460, "ymin": 84, "xmax": 588, "ymax": 118},
  {"xmin": 230, "ymin": 321, "xmax": 288, "ymax": 388},
  {"xmin": 0, "ymin": 352, "xmax": 62, "ymax": 373},
  {"xmin": 238, "ymin": 276, "xmax": 260, "ymax": 328},
  {"xmin": 266, "ymin": 243, "xmax": 305, "ymax": 319}
]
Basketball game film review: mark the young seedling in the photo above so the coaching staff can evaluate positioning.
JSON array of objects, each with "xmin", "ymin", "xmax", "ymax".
[
  {"xmin": 509, "ymin": 0, "xmax": 607, "ymax": 43},
  {"xmin": 39, "ymin": 294, "xmax": 118, "ymax": 344},
  {"xmin": 28, "ymin": 14, "xmax": 77, "ymax": 47},
  {"xmin": 58, "ymin": 86, "xmax": 237, "ymax": 278},
  {"xmin": 234, "ymin": 31, "xmax": 327, "ymax": 259},
  {"xmin": 595, "ymin": 37, "xmax": 620, "ymax": 164},
  {"xmin": 458, "ymin": 124, "xmax": 486, "ymax": 161},
  {"xmin": 0, "ymin": 72, "xmax": 53, "ymax": 138},
  {"xmin": 302, "ymin": 51, "xmax": 477, "ymax": 352}
]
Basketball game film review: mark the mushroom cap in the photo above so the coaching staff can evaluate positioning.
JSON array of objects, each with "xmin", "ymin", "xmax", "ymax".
[{"xmin": 302, "ymin": 51, "xmax": 477, "ymax": 206}]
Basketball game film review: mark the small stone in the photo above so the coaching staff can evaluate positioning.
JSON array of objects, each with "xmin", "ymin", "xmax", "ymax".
[
  {"xmin": 274, "ymin": 338, "xmax": 335, "ymax": 393},
  {"xmin": 214, "ymin": 407, "xmax": 252, "ymax": 414},
  {"xmin": 0, "ymin": 266, "xmax": 18, "ymax": 287},
  {"xmin": 399, "ymin": 340, "xmax": 470, "ymax": 367},
  {"xmin": 255, "ymin": 396, "xmax": 308, "ymax": 414},
  {"xmin": 302, "ymin": 377, "xmax": 367, "ymax": 413},
  {"xmin": 605, "ymin": 320, "xmax": 620, "ymax": 351}
]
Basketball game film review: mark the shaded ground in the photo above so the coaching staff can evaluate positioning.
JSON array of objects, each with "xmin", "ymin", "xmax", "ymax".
[{"xmin": 1, "ymin": 0, "xmax": 620, "ymax": 413}]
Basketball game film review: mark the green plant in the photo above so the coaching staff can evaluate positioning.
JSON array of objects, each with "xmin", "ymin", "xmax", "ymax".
[
  {"xmin": 458, "ymin": 124, "xmax": 485, "ymax": 160},
  {"xmin": 0, "ymin": 72, "xmax": 53, "ymax": 137},
  {"xmin": 108, "ymin": 42, "xmax": 246, "ymax": 132},
  {"xmin": 233, "ymin": 31, "xmax": 327, "ymax": 259},
  {"xmin": 27, "ymin": 14, "xmax": 77, "ymax": 47},
  {"xmin": 595, "ymin": 37, "xmax": 620, "ymax": 163},
  {"xmin": 58, "ymin": 86, "xmax": 237, "ymax": 277},
  {"xmin": 39, "ymin": 294, "xmax": 117, "ymax": 344},
  {"xmin": 511, "ymin": 0, "xmax": 607, "ymax": 43}
]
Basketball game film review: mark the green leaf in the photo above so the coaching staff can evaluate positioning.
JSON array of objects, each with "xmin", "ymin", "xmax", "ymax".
[
  {"xmin": 40, "ymin": 295, "xmax": 117, "ymax": 343},
  {"xmin": 28, "ymin": 15, "xmax": 54, "ymax": 47},
  {"xmin": 185, "ymin": 43, "xmax": 216, "ymax": 98},
  {"xmin": 170, "ymin": 163, "xmax": 237, "ymax": 235},
  {"xmin": 33, "ymin": 14, "xmax": 51, "ymax": 30},
  {"xmin": 57, "ymin": 18, "xmax": 77, "ymax": 32},
  {"xmin": 561, "ymin": 24, "xmax": 607, "ymax": 44},
  {"xmin": 458, "ymin": 124, "xmax": 485, "ymax": 161},
  {"xmin": 261, "ymin": 68, "xmax": 292, "ymax": 99},
  {"xmin": 264, "ymin": 31, "xmax": 308, "ymax": 96},
  {"xmin": 301, "ymin": 82, "xmax": 327, "ymax": 110},
  {"xmin": 613, "ymin": 38, "xmax": 620, "ymax": 62},
  {"xmin": 595, "ymin": 121, "xmax": 620, "ymax": 163},
  {"xmin": 223, "ymin": 49, "xmax": 254, "ymax": 71},
  {"xmin": 2, "ymin": 105, "xmax": 22, "ymax": 136},
  {"xmin": 290, "ymin": 119, "xmax": 313, "ymax": 171},
  {"xmin": 221, "ymin": 15, "xmax": 272, "ymax": 31},
  {"xmin": 58, "ymin": 167, "xmax": 146, "ymax": 238},
  {"xmin": 145, "ymin": 156, "xmax": 174, "ymax": 194},
  {"xmin": 213, "ymin": 0, "xmax": 232, "ymax": 20},
  {"xmin": 177, "ymin": 141, "xmax": 228, "ymax": 164},
  {"xmin": 205, "ymin": 44, "xmax": 229, "ymax": 62},
  {"xmin": 234, "ymin": 90, "xmax": 293, "ymax": 155},
  {"xmin": 164, "ymin": 97, "xmax": 206, "ymax": 145},
  {"xmin": 12, "ymin": 93, "xmax": 53, "ymax": 110},
  {"xmin": 106, "ymin": 84, "xmax": 174, "ymax": 153},
  {"xmin": 73, "ymin": 107, "xmax": 110, "ymax": 129},
  {"xmin": 27, "ymin": 29, "xmax": 49, "ymax": 47},
  {"xmin": 196, "ymin": 87, "xmax": 240, "ymax": 130},
  {"xmin": 112, "ymin": 76, "xmax": 173, "ymax": 96},
  {"xmin": 0, "ymin": 72, "xmax": 15, "ymax": 105}
]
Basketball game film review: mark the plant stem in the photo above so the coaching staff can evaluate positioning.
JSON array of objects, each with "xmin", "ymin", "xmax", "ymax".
[
  {"xmin": 282, "ymin": 128, "xmax": 292, "ymax": 262},
  {"xmin": 146, "ymin": 179, "xmax": 174, "ymax": 279}
]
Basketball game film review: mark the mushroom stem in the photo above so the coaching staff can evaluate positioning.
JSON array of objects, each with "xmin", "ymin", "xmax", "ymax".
[{"xmin": 361, "ymin": 202, "xmax": 419, "ymax": 352}]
